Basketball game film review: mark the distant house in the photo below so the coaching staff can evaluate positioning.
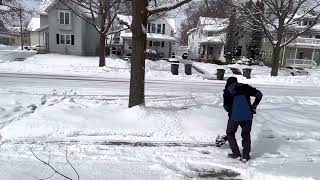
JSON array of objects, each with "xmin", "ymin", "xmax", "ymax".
[
  {"xmin": 38, "ymin": 0, "xmax": 100, "ymax": 56},
  {"xmin": 187, "ymin": 17, "xmax": 249, "ymax": 62},
  {"xmin": 0, "ymin": 20, "xmax": 15, "ymax": 45},
  {"xmin": 262, "ymin": 14, "xmax": 320, "ymax": 67},
  {"xmin": 187, "ymin": 17, "xmax": 228, "ymax": 62},
  {"xmin": 115, "ymin": 15, "xmax": 177, "ymax": 58}
]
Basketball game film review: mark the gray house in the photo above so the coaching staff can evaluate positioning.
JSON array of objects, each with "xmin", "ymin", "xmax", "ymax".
[{"xmin": 38, "ymin": 0, "xmax": 99, "ymax": 56}]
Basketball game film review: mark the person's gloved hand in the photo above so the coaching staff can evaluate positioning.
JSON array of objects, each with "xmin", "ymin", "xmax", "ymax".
[{"xmin": 252, "ymin": 105, "xmax": 257, "ymax": 114}]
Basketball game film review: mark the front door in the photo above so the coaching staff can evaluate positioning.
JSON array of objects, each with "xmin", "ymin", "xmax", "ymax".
[{"xmin": 298, "ymin": 51, "xmax": 304, "ymax": 59}]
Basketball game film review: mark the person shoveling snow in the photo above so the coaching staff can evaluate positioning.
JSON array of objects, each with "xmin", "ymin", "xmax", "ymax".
[{"xmin": 216, "ymin": 77, "xmax": 263, "ymax": 162}]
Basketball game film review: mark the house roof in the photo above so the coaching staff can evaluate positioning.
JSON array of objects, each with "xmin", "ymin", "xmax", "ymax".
[
  {"xmin": 27, "ymin": 17, "xmax": 41, "ymax": 31},
  {"xmin": 39, "ymin": 0, "xmax": 55, "ymax": 14},
  {"xmin": 187, "ymin": 28, "xmax": 196, "ymax": 35},
  {"xmin": 166, "ymin": 18, "xmax": 176, "ymax": 33},
  {"xmin": 117, "ymin": 14, "xmax": 132, "ymax": 26},
  {"xmin": 199, "ymin": 17, "xmax": 229, "ymax": 32},
  {"xmin": 120, "ymin": 32, "xmax": 176, "ymax": 41},
  {"xmin": 117, "ymin": 14, "xmax": 177, "ymax": 32},
  {"xmin": 199, "ymin": 33, "xmax": 226, "ymax": 44}
]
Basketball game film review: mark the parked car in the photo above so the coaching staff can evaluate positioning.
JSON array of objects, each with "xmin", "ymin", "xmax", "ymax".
[
  {"xmin": 283, "ymin": 66, "xmax": 309, "ymax": 76},
  {"xmin": 31, "ymin": 45, "xmax": 45, "ymax": 51},
  {"xmin": 182, "ymin": 52, "xmax": 188, "ymax": 59}
]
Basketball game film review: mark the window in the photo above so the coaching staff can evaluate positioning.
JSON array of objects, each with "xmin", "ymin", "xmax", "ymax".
[
  {"xmin": 58, "ymin": 34, "xmax": 74, "ymax": 45},
  {"xmin": 151, "ymin": 24, "xmax": 156, "ymax": 33},
  {"xmin": 315, "ymin": 35, "xmax": 320, "ymax": 39},
  {"xmin": 269, "ymin": 50, "xmax": 272, "ymax": 58},
  {"xmin": 262, "ymin": 50, "xmax": 265, "ymax": 58},
  {"xmin": 298, "ymin": 51, "xmax": 304, "ymax": 59},
  {"xmin": 66, "ymin": 35, "xmax": 71, "ymax": 44},
  {"xmin": 161, "ymin": 41, "xmax": 164, "ymax": 47},
  {"xmin": 208, "ymin": 31, "xmax": 214, "ymax": 37},
  {"xmin": 59, "ymin": 11, "xmax": 70, "ymax": 25},
  {"xmin": 60, "ymin": 34, "xmax": 65, "ymax": 44},
  {"xmin": 162, "ymin": 24, "xmax": 165, "ymax": 34},
  {"xmin": 157, "ymin": 24, "xmax": 161, "ymax": 34},
  {"xmin": 153, "ymin": 41, "xmax": 160, "ymax": 46}
]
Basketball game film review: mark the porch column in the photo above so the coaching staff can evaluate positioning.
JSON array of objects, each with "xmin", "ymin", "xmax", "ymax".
[
  {"xmin": 295, "ymin": 47, "xmax": 298, "ymax": 59},
  {"xmin": 281, "ymin": 46, "xmax": 286, "ymax": 66},
  {"xmin": 312, "ymin": 48, "xmax": 315, "ymax": 61}
]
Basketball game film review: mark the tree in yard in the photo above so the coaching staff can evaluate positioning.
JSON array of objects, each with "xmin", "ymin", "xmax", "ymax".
[
  {"xmin": 245, "ymin": 0, "xmax": 264, "ymax": 61},
  {"xmin": 129, "ymin": 0, "xmax": 192, "ymax": 108},
  {"xmin": 60, "ymin": 0, "xmax": 129, "ymax": 67},
  {"xmin": 204, "ymin": 0, "xmax": 247, "ymax": 64},
  {"xmin": 241, "ymin": 0, "xmax": 320, "ymax": 76}
]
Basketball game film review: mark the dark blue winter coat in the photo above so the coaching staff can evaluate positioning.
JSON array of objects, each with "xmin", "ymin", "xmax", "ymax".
[{"xmin": 223, "ymin": 83, "xmax": 263, "ymax": 122}]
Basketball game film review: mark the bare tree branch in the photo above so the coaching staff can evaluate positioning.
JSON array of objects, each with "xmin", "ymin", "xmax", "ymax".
[
  {"xmin": 148, "ymin": 0, "xmax": 192, "ymax": 15},
  {"xmin": 30, "ymin": 148, "xmax": 74, "ymax": 180}
]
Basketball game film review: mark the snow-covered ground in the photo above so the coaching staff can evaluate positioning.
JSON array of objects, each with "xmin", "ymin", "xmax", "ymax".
[
  {"xmin": 0, "ymin": 52, "xmax": 319, "ymax": 87},
  {"xmin": 0, "ymin": 74, "xmax": 320, "ymax": 179},
  {"xmin": 1, "ymin": 51, "xmax": 320, "ymax": 179}
]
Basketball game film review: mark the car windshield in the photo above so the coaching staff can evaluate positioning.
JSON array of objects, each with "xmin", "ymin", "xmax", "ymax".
[{"xmin": 286, "ymin": 67, "xmax": 293, "ymax": 69}]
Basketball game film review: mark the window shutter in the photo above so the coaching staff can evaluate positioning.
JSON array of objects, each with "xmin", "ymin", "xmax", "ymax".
[
  {"xmin": 71, "ymin": 35, "xmax": 75, "ymax": 45},
  {"xmin": 162, "ymin": 24, "xmax": 165, "ymax": 34},
  {"xmin": 161, "ymin": 41, "xmax": 164, "ymax": 47},
  {"xmin": 149, "ymin": 40, "xmax": 152, "ymax": 47},
  {"xmin": 56, "ymin": 34, "xmax": 59, "ymax": 44}
]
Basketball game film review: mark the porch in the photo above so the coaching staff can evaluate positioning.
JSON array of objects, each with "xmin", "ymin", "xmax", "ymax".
[
  {"xmin": 198, "ymin": 42, "xmax": 225, "ymax": 62},
  {"xmin": 282, "ymin": 47, "xmax": 319, "ymax": 68}
]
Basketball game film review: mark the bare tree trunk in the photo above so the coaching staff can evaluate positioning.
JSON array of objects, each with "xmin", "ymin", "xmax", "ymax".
[
  {"xmin": 99, "ymin": 33, "xmax": 106, "ymax": 67},
  {"xmin": 129, "ymin": 0, "xmax": 148, "ymax": 108},
  {"xmin": 19, "ymin": 7, "xmax": 23, "ymax": 50},
  {"xmin": 98, "ymin": 0, "xmax": 106, "ymax": 67},
  {"xmin": 271, "ymin": 45, "xmax": 281, "ymax": 76}
]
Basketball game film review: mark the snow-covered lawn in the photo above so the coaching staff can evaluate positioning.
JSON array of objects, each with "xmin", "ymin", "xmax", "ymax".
[
  {"xmin": 1, "ymin": 52, "xmax": 320, "ymax": 179},
  {"xmin": 0, "ymin": 53, "xmax": 319, "ymax": 86},
  {"xmin": 1, "ymin": 85, "xmax": 320, "ymax": 179}
]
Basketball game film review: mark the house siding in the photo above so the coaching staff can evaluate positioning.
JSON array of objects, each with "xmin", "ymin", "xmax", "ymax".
[{"xmin": 46, "ymin": 2, "xmax": 99, "ymax": 56}]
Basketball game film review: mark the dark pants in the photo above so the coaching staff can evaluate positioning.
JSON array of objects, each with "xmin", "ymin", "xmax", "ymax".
[{"xmin": 226, "ymin": 119, "xmax": 252, "ymax": 159}]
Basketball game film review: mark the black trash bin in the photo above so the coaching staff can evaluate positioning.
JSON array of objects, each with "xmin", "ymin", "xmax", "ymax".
[
  {"xmin": 243, "ymin": 68, "xmax": 252, "ymax": 79},
  {"xmin": 217, "ymin": 69, "xmax": 226, "ymax": 80},
  {"xmin": 185, "ymin": 64, "xmax": 192, "ymax": 75},
  {"xmin": 171, "ymin": 63, "xmax": 179, "ymax": 75}
]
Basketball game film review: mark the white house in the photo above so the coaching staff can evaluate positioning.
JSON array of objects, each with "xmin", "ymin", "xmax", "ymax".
[
  {"xmin": 187, "ymin": 17, "xmax": 228, "ymax": 61},
  {"xmin": 117, "ymin": 15, "xmax": 177, "ymax": 58}
]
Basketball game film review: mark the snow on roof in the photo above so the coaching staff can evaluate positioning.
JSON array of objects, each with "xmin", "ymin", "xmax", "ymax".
[
  {"xmin": 167, "ymin": 18, "xmax": 176, "ymax": 32},
  {"xmin": 187, "ymin": 28, "xmax": 196, "ymax": 35},
  {"xmin": 199, "ymin": 33, "xmax": 226, "ymax": 44},
  {"xmin": 199, "ymin": 17, "xmax": 229, "ymax": 32},
  {"xmin": 39, "ymin": 0, "xmax": 55, "ymax": 13},
  {"xmin": 27, "ymin": 17, "xmax": 41, "ymax": 31},
  {"xmin": 120, "ymin": 33, "xmax": 176, "ymax": 41},
  {"xmin": 117, "ymin": 14, "xmax": 132, "ymax": 26}
]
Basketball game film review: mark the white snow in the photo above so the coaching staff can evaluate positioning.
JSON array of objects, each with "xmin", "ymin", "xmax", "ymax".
[
  {"xmin": 1, "ymin": 52, "xmax": 320, "ymax": 179},
  {"xmin": 199, "ymin": 17, "xmax": 229, "ymax": 32},
  {"xmin": 27, "ymin": 17, "xmax": 40, "ymax": 31},
  {"xmin": 121, "ymin": 32, "xmax": 176, "ymax": 41}
]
